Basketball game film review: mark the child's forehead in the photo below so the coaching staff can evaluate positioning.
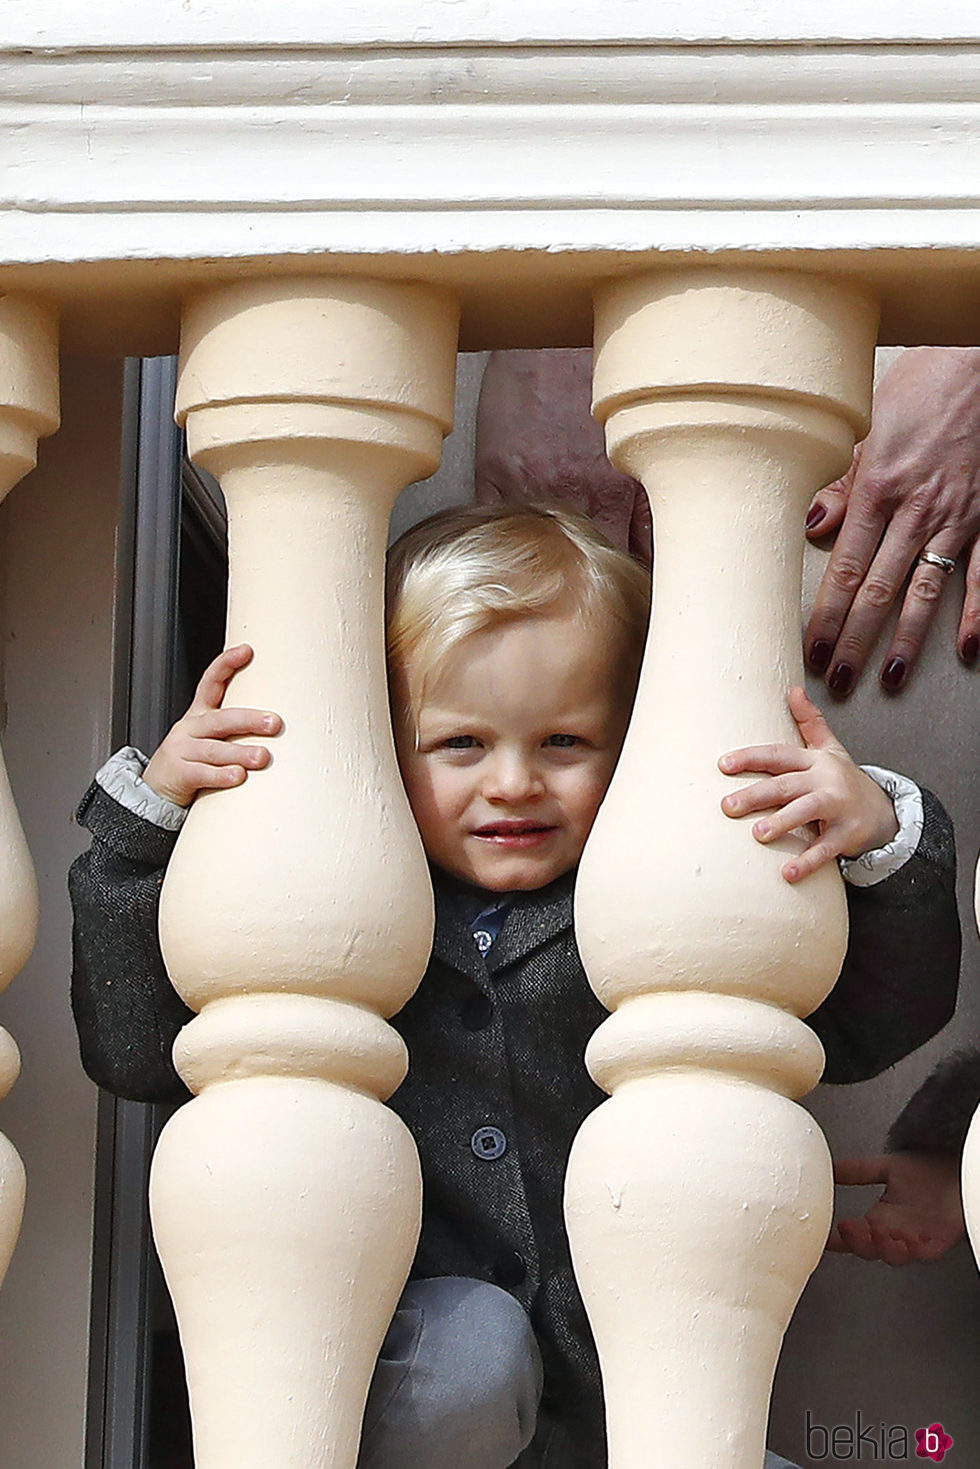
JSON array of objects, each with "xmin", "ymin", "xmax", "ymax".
[{"xmin": 408, "ymin": 610, "xmax": 626, "ymax": 713}]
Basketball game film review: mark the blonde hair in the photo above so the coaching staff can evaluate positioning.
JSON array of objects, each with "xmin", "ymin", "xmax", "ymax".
[{"xmin": 386, "ymin": 503, "xmax": 650, "ymax": 713}]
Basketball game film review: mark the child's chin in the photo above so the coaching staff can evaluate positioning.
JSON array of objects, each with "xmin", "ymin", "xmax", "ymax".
[{"xmin": 465, "ymin": 856, "xmax": 575, "ymax": 892}]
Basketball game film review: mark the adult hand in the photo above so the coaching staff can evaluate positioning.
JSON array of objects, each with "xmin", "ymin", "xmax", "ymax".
[
  {"xmin": 827, "ymin": 1153, "xmax": 964, "ymax": 1265},
  {"xmin": 474, "ymin": 348, "xmax": 652, "ymax": 566},
  {"xmin": 804, "ymin": 347, "xmax": 980, "ymax": 694}
]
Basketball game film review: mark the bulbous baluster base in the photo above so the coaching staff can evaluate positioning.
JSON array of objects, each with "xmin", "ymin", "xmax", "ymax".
[
  {"xmin": 0, "ymin": 1030, "xmax": 25, "ymax": 1290},
  {"xmin": 150, "ymin": 1068, "xmax": 421, "ymax": 1469}
]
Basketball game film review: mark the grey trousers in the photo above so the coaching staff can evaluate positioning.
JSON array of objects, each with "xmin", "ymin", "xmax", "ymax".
[{"xmin": 357, "ymin": 1276, "xmax": 801, "ymax": 1469}]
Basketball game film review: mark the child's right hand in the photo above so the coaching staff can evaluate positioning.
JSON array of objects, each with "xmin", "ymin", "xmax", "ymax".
[
  {"xmin": 827, "ymin": 1153, "xmax": 965, "ymax": 1265},
  {"xmin": 142, "ymin": 644, "xmax": 282, "ymax": 808}
]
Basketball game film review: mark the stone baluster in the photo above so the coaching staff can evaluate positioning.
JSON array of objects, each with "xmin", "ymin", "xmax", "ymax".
[
  {"xmin": 962, "ymin": 886, "xmax": 980, "ymax": 1264},
  {"xmin": 148, "ymin": 277, "xmax": 458, "ymax": 1468},
  {"xmin": 565, "ymin": 269, "xmax": 878, "ymax": 1468},
  {"xmin": 0, "ymin": 294, "xmax": 59, "ymax": 1290}
]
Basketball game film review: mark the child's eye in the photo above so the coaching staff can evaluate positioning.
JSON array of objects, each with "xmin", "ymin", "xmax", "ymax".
[
  {"xmin": 443, "ymin": 735, "xmax": 480, "ymax": 750},
  {"xmin": 545, "ymin": 733, "xmax": 580, "ymax": 749}
]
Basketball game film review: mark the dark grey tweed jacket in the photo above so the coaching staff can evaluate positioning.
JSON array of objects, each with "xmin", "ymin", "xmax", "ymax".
[
  {"xmin": 888, "ymin": 1049, "xmax": 980, "ymax": 1155},
  {"xmin": 69, "ymin": 781, "xmax": 961, "ymax": 1469}
]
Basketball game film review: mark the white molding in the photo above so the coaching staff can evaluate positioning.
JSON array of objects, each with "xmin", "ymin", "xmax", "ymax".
[
  {"xmin": 3, "ymin": 1, "xmax": 980, "ymax": 48},
  {"xmin": 5, "ymin": 45, "xmax": 980, "ymax": 107},
  {"xmin": 5, "ymin": 59, "xmax": 980, "ymax": 258},
  {"xmin": 2, "ymin": 11, "xmax": 979, "ymax": 346}
]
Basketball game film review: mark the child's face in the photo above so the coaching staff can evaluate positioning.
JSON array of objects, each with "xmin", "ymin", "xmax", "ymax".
[{"xmin": 394, "ymin": 611, "xmax": 632, "ymax": 892}]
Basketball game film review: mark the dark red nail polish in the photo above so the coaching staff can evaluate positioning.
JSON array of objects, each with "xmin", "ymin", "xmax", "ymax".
[
  {"xmin": 808, "ymin": 639, "xmax": 833, "ymax": 673},
  {"xmin": 961, "ymin": 634, "xmax": 979, "ymax": 665},
  {"xmin": 828, "ymin": 662, "xmax": 854, "ymax": 695},
  {"xmin": 880, "ymin": 657, "xmax": 907, "ymax": 691},
  {"xmin": 805, "ymin": 504, "xmax": 827, "ymax": 533}
]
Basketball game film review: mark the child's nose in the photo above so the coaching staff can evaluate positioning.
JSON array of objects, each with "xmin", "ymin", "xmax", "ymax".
[{"xmin": 486, "ymin": 752, "xmax": 543, "ymax": 801}]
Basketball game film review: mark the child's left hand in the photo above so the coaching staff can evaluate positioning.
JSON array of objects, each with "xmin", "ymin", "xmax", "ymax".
[{"xmin": 718, "ymin": 687, "xmax": 899, "ymax": 884}]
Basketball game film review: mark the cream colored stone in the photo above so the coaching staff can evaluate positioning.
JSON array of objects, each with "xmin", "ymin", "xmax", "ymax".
[
  {"xmin": 150, "ymin": 277, "xmax": 458, "ymax": 1468},
  {"xmin": 963, "ymin": 1107, "xmax": 980, "ymax": 1277},
  {"xmin": 965, "ymin": 883, "xmax": 980, "ymax": 1270},
  {"xmin": 566, "ymin": 268, "xmax": 877, "ymax": 1468},
  {"xmin": 0, "ymin": 294, "xmax": 60, "ymax": 500},
  {"xmin": 0, "ymin": 292, "xmax": 58, "ymax": 1298},
  {"xmin": 0, "ymin": 1030, "xmax": 24, "ymax": 1290}
]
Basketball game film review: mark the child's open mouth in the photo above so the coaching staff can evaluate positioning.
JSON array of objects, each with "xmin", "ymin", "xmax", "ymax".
[{"xmin": 472, "ymin": 821, "xmax": 557, "ymax": 847}]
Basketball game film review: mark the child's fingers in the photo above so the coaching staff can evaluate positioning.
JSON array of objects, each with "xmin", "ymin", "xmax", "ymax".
[
  {"xmin": 787, "ymin": 685, "xmax": 846, "ymax": 753},
  {"xmin": 720, "ymin": 772, "xmax": 811, "ymax": 819},
  {"xmin": 779, "ymin": 837, "xmax": 839, "ymax": 884},
  {"xmin": 188, "ymin": 644, "xmax": 254, "ymax": 714},
  {"xmin": 187, "ymin": 739, "xmax": 272, "ymax": 772},
  {"xmin": 718, "ymin": 744, "xmax": 811, "ymax": 777},
  {"xmin": 190, "ymin": 707, "xmax": 282, "ymax": 741},
  {"xmin": 182, "ymin": 761, "xmax": 250, "ymax": 792},
  {"xmin": 748, "ymin": 793, "xmax": 824, "ymax": 846}
]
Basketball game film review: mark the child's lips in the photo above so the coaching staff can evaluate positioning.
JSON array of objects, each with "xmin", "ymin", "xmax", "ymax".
[{"xmin": 471, "ymin": 821, "xmax": 558, "ymax": 848}]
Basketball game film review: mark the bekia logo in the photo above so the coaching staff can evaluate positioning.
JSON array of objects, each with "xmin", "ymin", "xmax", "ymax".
[
  {"xmin": 805, "ymin": 1411, "xmax": 954, "ymax": 1461},
  {"xmin": 916, "ymin": 1423, "xmax": 954, "ymax": 1462}
]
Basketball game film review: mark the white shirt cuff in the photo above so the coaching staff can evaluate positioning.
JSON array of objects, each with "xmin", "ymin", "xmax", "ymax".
[
  {"xmin": 838, "ymin": 765, "xmax": 923, "ymax": 888},
  {"xmin": 94, "ymin": 747, "xmax": 188, "ymax": 833}
]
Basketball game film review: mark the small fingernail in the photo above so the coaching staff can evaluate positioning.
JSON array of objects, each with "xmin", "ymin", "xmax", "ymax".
[
  {"xmin": 961, "ymin": 634, "xmax": 979, "ymax": 665},
  {"xmin": 828, "ymin": 663, "xmax": 854, "ymax": 696},
  {"xmin": 723, "ymin": 795, "xmax": 739, "ymax": 813},
  {"xmin": 719, "ymin": 754, "xmax": 734, "ymax": 772},
  {"xmin": 808, "ymin": 639, "xmax": 833, "ymax": 674},
  {"xmin": 880, "ymin": 656, "xmax": 907, "ymax": 692},
  {"xmin": 755, "ymin": 820, "xmax": 770, "ymax": 839},
  {"xmin": 784, "ymin": 865, "xmax": 798, "ymax": 882},
  {"xmin": 805, "ymin": 504, "xmax": 827, "ymax": 533}
]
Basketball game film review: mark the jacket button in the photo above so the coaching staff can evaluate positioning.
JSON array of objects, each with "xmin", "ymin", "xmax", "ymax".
[
  {"xmin": 493, "ymin": 1249, "xmax": 527, "ymax": 1287},
  {"xmin": 471, "ymin": 1125, "xmax": 507, "ymax": 1160},
  {"xmin": 461, "ymin": 994, "xmax": 493, "ymax": 1031}
]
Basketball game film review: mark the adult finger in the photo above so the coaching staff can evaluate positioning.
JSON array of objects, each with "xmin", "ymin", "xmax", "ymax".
[
  {"xmin": 910, "ymin": 1234, "xmax": 957, "ymax": 1262},
  {"xmin": 875, "ymin": 538, "xmax": 964, "ymax": 692},
  {"xmin": 957, "ymin": 533, "xmax": 980, "ymax": 666},
  {"xmin": 832, "ymin": 1217, "xmax": 879, "ymax": 1262},
  {"xmin": 805, "ymin": 453, "xmax": 859, "ymax": 541},
  {"xmin": 869, "ymin": 1227, "xmax": 913, "ymax": 1268},
  {"xmin": 834, "ymin": 1156, "xmax": 890, "ymax": 1187},
  {"xmin": 815, "ymin": 521, "xmax": 925, "ymax": 695},
  {"xmin": 188, "ymin": 643, "xmax": 254, "ymax": 714},
  {"xmin": 805, "ymin": 496, "xmax": 890, "ymax": 677}
]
